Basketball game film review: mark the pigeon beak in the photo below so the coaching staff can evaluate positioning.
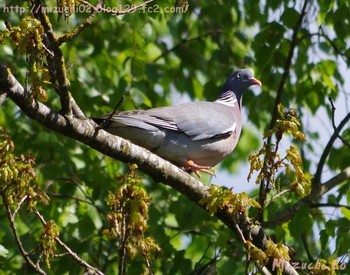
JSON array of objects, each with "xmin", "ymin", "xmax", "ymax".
[{"xmin": 250, "ymin": 77, "xmax": 262, "ymax": 86}]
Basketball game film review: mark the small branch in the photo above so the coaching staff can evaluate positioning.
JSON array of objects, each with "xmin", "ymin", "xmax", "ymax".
[
  {"xmin": 118, "ymin": 212, "xmax": 128, "ymax": 275},
  {"xmin": 47, "ymin": 192, "xmax": 106, "ymax": 214},
  {"xmin": 234, "ymin": 219, "xmax": 247, "ymax": 244},
  {"xmin": 56, "ymin": 0, "xmax": 102, "ymax": 45},
  {"xmin": 318, "ymin": 166, "xmax": 350, "ymax": 196},
  {"xmin": 313, "ymin": 111, "xmax": 350, "ymax": 188},
  {"xmin": 194, "ymin": 249, "xmax": 220, "ymax": 275},
  {"xmin": 310, "ymin": 203, "xmax": 350, "ymax": 210},
  {"xmin": 328, "ymin": 97, "xmax": 350, "ymax": 148},
  {"xmin": 33, "ymin": 209, "xmax": 104, "ymax": 275},
  {"xmin": 152, "ymin": 29, "xmax": 222, "ymax": 63},
  {"xmin": 265, "ymin": 188, "xmax": 292, "ymax": 206},
  {"xmin": 3, "ymin": 199, "xmax": 46, "ymax": 275},
  {"xmin": 320, "ymin": 27, "xmax": 350, "ymax": 64},
  {"xmin": 267, "ymin": 166, "xmax": 350, "ymax": 225},
  {"xmin": 12, "ymin": 195, "xmax": 28, "ymax": 217}
]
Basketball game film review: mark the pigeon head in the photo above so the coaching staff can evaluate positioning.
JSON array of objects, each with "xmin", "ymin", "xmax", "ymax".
[
  {"xmin": 223, "ymin": 69, "xmax": 261, "ymax": 93},
  {"xmin": 217, "ymin": 69, "xmax": 261, "ymax": 106}
]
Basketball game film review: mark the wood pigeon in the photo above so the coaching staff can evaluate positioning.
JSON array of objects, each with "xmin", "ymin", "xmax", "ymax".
[{"xmin": 94, "ymin": 69, "xmax": 261, "ymax": 176}]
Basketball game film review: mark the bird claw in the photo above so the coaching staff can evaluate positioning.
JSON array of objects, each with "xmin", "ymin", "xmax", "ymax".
[{"xmin": 183, "ymin": 160, "xmax": 214, "ymax": 178}]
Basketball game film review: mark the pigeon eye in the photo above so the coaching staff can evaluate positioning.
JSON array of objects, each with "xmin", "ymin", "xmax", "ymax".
[{"xmin": 237, "ymin": 72, "xmax": 242, "ymax": 78}]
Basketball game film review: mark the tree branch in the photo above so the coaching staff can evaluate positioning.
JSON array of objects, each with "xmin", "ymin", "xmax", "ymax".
[
  {"xmin": 33, "ymin": 209, "xmax": 105, "ymax": 275},
  {"xmin": 310, "ymin": 203, "xmax": 350, "ymax": 210},
  {"xmin": 151, "ymin": 29, "xmax": 222, "ymax": 63},
  {"xmin": 313, "ymin": 110, "xmax": 350, "ymax": 188},
  {"xmin": 320, "ymin": 26, "xmax": 350, "ymax": 65},
  {"xmin": 56, "ymin": 1, "xmax": 102, "ymax": 45},
  {"xmin": 328, "ymin": 97, "xmax": 350, "ymax": 148},
  {"xmin": 3, "ymin": 200, "xmax": 46, "ymax": 275},
  {"xmin": 267, "ymin": 166, "xmax": 350, "ymax": 226}
]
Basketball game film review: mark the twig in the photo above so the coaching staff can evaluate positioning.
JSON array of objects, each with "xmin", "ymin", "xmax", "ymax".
[
  {"xmin": 144, "ymin": 257, "xmax": 154, "ymax": 275},
  {"xmin": 118, "ymin": 213, "xmax": 128, "ymax": 275},
  {"xmin": 234, "ymin": 220, "xmax": 247, "ymax": 244},
  {"xmin": 97, "ymin": 28, "xmax": 136, "ymax": 128},
  {"xmin": 12, "ymin": 195, "xmax": 29, "ymax": 217},
  {"xmin": 56, "ymin": 0, "xmax": 102, "ymax": 45},
  {"xmin": 268, "ymin": 166, "xmax": 350, "ymax": 225},
  {"xmin": 320, "ymin": 27, "xmax": 350, "ymax": 64},
  {"xmin": 3, "ymin": 201, "xmax": 46, "ymax": 275},
  {"xmin": 33, "ymin": 209, "xmax": 105, "ymax": 275},
  {"xmin": 152, "ymin": 29, "xmax": 222, "ymax": 63},
  {"xmin": 313, "ymin": 111, "xmax": 350, "ymax": 188},
  {"xmin": 265, "ymin": 189, "xmax": 292, "ymax": 206},
  {"xmin": 328, "ymin": 97, "xmax": 350, "ymax": 148},
  {"xmin": 233, "ymin": 218, "xmax": 273, "ymax": 275},
  {"xmin": 318, "ymin": 166, "xmax": 350, "ymax": 196},
  {"xmin": 193, "ymin": 250, "xmax": 220, "ymax": 275},
  {"xmin": 96, "ymin": 95, "xmax": 126, "ymax": 129},
  {"xmin": 67, "ymin": 89, "xmax": 88, "ymax": 119},
  {"xmin": 310, "ymin": 203, "xmax": 350, "ymax": 210},
  {"xmin": 47, "ymin": 192, "xmax": 106, "ymax": 214}
]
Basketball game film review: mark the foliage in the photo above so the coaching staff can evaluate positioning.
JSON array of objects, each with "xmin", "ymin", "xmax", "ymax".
[
  {"xmin": 248, "ymin": 104, "xmax": 312, "ymax": 197},
  {"xmin": 1, "ymin": 0, "xmax": 350, "ymax": 274},
  {"xmin": 200, "ymin": 185, "xmax": 260, "ymax": 214}
]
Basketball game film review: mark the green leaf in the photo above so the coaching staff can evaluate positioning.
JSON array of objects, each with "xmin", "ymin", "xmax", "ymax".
[
  {"xmin": 325, "ymin": 220, "xmax": 337, "ymax": 237},
  {"xmin": 341, "ymin": 207, "xmax": 350, "ymax": 220},
  {"xmin": 281, "ymin": 8, "xmax": 300, "ymax": 28},
  {"xmin": 288, "ymin": 206, "xmax": 313, "ymax": 236}
]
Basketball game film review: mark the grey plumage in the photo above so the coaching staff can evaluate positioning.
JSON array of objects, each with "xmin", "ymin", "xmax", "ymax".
[{"xmin": 95, "ymin": 69, "xmax": 261, "ymax": 175}]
